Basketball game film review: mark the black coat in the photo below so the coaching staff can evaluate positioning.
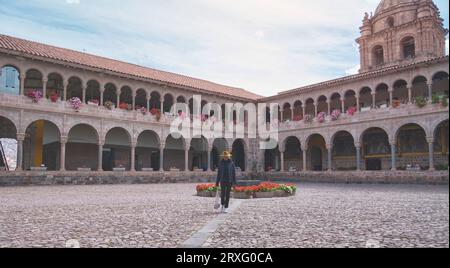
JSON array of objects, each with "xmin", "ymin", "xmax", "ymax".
[{"xmin": 216, "ymin": 160, "xmax": 237, "ymax": 186}]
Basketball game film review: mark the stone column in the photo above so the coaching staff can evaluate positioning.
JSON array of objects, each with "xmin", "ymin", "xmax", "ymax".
[
  {"xmin": 314, "ymin": 102, "xmax": 318, "ymax": 117},
  {"xmin": 159, "ymin": 143, "xmax": 165, "ymax": 171},
  {"xmin": 407, "ymin": 87, "xmax": 412, "ymax": 104},
  {"xmin": 97, "ymin": 141, "xmax": 104, "ymax": 172},
  {"xmin": 130, "ymin": 142, "xmax": 136, "ymax": 172},
  {"xmin": 341, "ymin": 98, "xmax": 345, "ymax": 113},
  {"xmin": 390, "ymin": 142, "xmax": 397, "ymax": 171},
  {"xmin": 388, "ymin": 90, "xmax": 393, "ymax": 108},
  {"xmin": 427, "ymin": 83, "xmax": 433, "ymax": 103},
  {"xmin": 207, "ymin": 145, "xmax": 212, "ymax": 171},
  {"xmin": 356, "ymin": 97, "xmax": 360, "ymax": 112},
  {"xmin": 100, "ymin": 86, "xmax": 104, "ymax": 106},
  {"xmin": 428, "ymin": 138, "xmax": 435, "ymax": 171},
  {"xmin": 327, "ymin": 101, "xmax": 331, "ymax": 115},
  {"xmin": 327, "ymin": 145, "xmax": 332, "ymax": 171},
  {"xmin": 302, "ymin": 106, "xmax": 306, "ymax": 117},
  {"xmin": 371, "ymin": 92, "xmax": 376, "ymax": 109},
  {"xmin": 161, "ymin": 99, "xmax": 164, "ymax": 114},
  {"xmin": 63, "ymin": 80, "xmax": 68, "ymax": 101},
  {"xmin": 355, "ymin": 142, "xmax": 361, "ymax": 171},
  {"xmin": 20, "ymin": 73, "xmax": 25, "ymax": 96},
  {"xmin": 184, "ymin": 146, "xmax": 189, "ymax": 172},
  {"xmin": 291, "ymin": 108, "xmax": 294, "ymax": 121},
  {"xmin": 42, "ymin": 78, "xmax": 48, "ymax": 99},
  {"xmin": 116, "ymin": 89, "xmax": 121, "ymax": 108},
  {"xmin": 302, "ymin": 146, "xmax": 307, "ymax": 171},
  {"xmin": 15, "ymin": 133, "xmax": 25, "ymax": 171},
  {"xmin": 146, "ymin": 96, "xmax": 150, "ymax": 111},
  {"xmin": 280, "ymin": 149, "xmax": 285, "ymax": 172},
  {"xmin": 132, "ymin": 91, "xmax": 136, "ymax": 110},
  {"xmin": 81, "ymin": 85, "xmax": 86, "ymax": 104},
  {"xmin": 60, "ymin": 136, "xmax": 67, "ymax": 171},
  {"xmin": 280, "ymin": 109, "xmax": 284, "ymax": 122}
]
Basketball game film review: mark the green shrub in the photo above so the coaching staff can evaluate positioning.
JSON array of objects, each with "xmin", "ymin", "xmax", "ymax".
[
  {"xmin": 431, "ymin": 94, "xmax": 440, "ymax": 104},
  {"xmin": 415, "ymin": 96, "xmax": 427, "ymax": 108},
  {"xmin": 441, "ymin": 98, "xmax": 448, "ymax": 108}
]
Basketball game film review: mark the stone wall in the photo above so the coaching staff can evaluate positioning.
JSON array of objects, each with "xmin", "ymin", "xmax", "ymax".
[{"xmin": 255, "ymin": 171, "xmax": 449, "ymax": 185}]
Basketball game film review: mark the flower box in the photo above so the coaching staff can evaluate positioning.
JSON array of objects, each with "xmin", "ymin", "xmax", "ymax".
[
  {"xmin": 254, "ymin": 192, "xmax": 274, "ymax": 198},
  {"xmin": 233, "ymin": 192, "xmax": 253, "ymax": 199},
  {"xmin": 197, "ymin": 191, "xmax": 215, "ymax": 197},
  {"xmin": 274, "ymin": 190, "xmax": 290, "ymax": 198}
]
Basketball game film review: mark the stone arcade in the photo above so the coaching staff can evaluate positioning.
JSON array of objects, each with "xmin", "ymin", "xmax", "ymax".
[{"xmin": 0, "ymin": 0, "xmax": 448, "ymax": 185}]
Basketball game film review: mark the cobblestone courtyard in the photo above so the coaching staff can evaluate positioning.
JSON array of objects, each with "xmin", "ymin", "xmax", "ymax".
[{"xmin": 0, "ymin": 183, "xmax": 448, "ymax": 248}]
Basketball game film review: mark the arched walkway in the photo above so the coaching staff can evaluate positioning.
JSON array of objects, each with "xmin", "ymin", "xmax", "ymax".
[
  {"xmin": 396, "ymin": 124, "xmax": 428, "ymax": 170},
  {"xmin": 189, "ymin": 136, "xmax": 208, "ymax": 171},
  {"xmin": 332, "ymin": 131, "xmax": 356, "ymax": 171},
  {"xmin": 24, "ymin": 120, "xmax": 61, "ymax": 171},
  {"xmin": 66, "ymin": 124, "xmax": 99, "ymax": 171},
  {"xmin": 103, "ymin": 127, "xmax": 131, "ymax": 171},
  {"xmin": 306, "ymin": 134, "xmax": 327, "ymax": 171},
  {"xmin": 212, "ymin": 138, "xmax": 228, "ymax": 171},
  {"xmin": 433, "ymin": 120, "xmax": 449, "ymax": 170},
  {"xmin": 361, "ymin": 127, "xmax": 391, "ymax": 170},
  {"xmin": 232, "ymin": 139, "xmax": 246, "ymax": 171},
  {"xmin": 283, "ymin": 136, "xmax": 302, "ymax": 171},
  {"xmin": 136, "ymin": 130, "xmax": 160, "ymax": 171},
  {"xmin": 164, "ymin": 135, "xmax": 185, "ymax": 171},
  {"xmin": 0, "ymin": 116, "xmax": 18, "ymax": 171}
]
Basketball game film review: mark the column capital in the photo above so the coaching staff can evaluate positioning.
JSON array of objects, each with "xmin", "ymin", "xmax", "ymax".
[
  {"xmin": 389, "ymin": 140, "xmax": 397, "ymax": 146},
  {"xmin": 60, "ymin": 136, "xmax": 68, "ymax": 144},
  {"xmin": 130, "ymin": 141, "xmax": 137, "ymax": 148},
  {"xmin": 159, "ymin": 142, "xmax": 166, "ymax": 149},
  {"xmin": 97, "ymin": 140, "xmax": 105, "ymax": 146},
  {"xmin": 326, "ymin": 144, "xmax": 333, "ymax": 151},
  {"xmin": 42, "ymin": 77, "xmax": 48, "ymax": 83},
  {"xmin": 426, "ymin": 137, "xmax": 435, "ymax": 143},
  {"xmin": 301, "ymin": 145, "xmax": 308, "ymax": 151},
  {"xmin": 16, "ymin": 133, "xmax": 26, "ymax": 142},
  {"xmin": 354, "ymin": 142, "xmax": 361, "ymax": 148}
]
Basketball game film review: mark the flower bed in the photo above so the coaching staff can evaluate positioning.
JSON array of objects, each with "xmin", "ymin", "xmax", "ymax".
[{"xmin": 196, "ymin": 182, "xmax": 297, "ymax": 199}]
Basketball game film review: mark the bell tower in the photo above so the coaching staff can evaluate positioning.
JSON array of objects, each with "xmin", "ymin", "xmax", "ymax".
[{"xmin": 357, "ymin": 0, "xmax": 448, "ymax": 73}]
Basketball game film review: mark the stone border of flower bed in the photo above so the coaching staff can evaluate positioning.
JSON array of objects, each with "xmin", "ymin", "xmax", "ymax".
[{"xmin": 196, "ymin": 182, "xmax": 297, "ymax": 199}]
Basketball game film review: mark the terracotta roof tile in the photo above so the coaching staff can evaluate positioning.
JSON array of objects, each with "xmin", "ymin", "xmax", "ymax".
[{"xmin": 0, "ymin": 34, "xmax": 262, "ymax": 101}]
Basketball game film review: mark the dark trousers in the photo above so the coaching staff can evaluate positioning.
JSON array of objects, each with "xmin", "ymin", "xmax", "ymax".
[{"xmin": 220, "ymin": 182, "xmax": 232, "ymax": 208}]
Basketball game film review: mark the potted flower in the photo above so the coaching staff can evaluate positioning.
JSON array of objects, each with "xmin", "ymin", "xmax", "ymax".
[
  {"xmin": 330, "ymin": 109, "xmax": 340, "ymax": 121},
  {"xmin": 392, "ymin": 99, "xmax": 401, "ymax": 108},
  {"xmin": 415, "ymin": 96, "xmax": 427, "ymax": 108},
  {"xmin": 119, "ymin": 102, "xmax": 129, "ymax": 110},
  {"xmin": 68, "ymin": 97, "xmax": 82, "ymax": 112},
  {"xmin": 138, "ymin": 106, "xmax": 148, "ymax": 115},
  {"xmin": 293, "ymin": 115, "xmax": 303, "ymax": 122},
  {"xmin": 347, "ymin": 106, "xmax": 357, "ymax": 116},
  {"xmin": 274, "ymin": 184, "xmax": 292, "ymax": 197},
  {"xmin": 196, "ymin": 184, "xmax": 219, "ymax": 197},
  {"xmin": 104, "ymin": 101, "xmax": 114, "ymax": 110},
  {"xmin": 88, "ymin": 99, "xmax": 99, "ymax": 106},
  {"xmin": 304, "ymin": 114, "xmax": 313, "ymax": 123},
  {"xmin": 233, "ymin": 186, "xmax": 255, "ymax": 199},
  {"xmin": 317, "ymin": 112, "xmax": 326, "ymax": 123},
  {"xmin": 440, "ymin": 97, "xmax": 448, "ymax": 108},
  {"xmin": 50, "ymin": 92, "xmax": 59, "ymax": 103},
  {"xmin": 27, "ymin": 90, "xmax": 43, "ymax": 103},
  {"xmin": 254, "ymin": 182, "xmax": 277, "ymax": 198},
  {"xmin": 431, "ymin": 94, "xmax": 440, "ymax": 105}
]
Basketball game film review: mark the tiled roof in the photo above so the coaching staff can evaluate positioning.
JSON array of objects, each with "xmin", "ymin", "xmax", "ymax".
[{"xmin": 0, "ymin": 34, "xmax": 262, "ymax": 101}]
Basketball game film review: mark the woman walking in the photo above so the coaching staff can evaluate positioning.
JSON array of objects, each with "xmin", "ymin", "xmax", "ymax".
[{"xmin": 215, "ymin": 151, "xmax": 237, "ymax": 213}]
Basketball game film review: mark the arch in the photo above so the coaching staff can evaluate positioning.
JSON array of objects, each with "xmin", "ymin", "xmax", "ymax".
[
  {"xmin": 360, "ymin": 127, "xmax": 391, "ymax": 170},
  {"xmin": 306, "ymin": 133, "xmax": 327, "ymax": 171},
  {"xmin": 433, "ymin": 120, "xmax": 449, "ymax": 170},
  {"xmin": 85, "ymin": 80, "xmax": 100, "ymax": 104},
  {"xmin": 396, "ymin": 123, "xmax": 429, "ymax": 170},
  {"xmin": 103, "ymin": 127, "xmax": 132, "ymax": 171},
  {"xmin": 432, "ymin": 71, "xmax": 449, "ymax": 98},
  {"xmin": 149, "ymin": 91, "xmax": 161, "ymax": 110},
  {"xmin": 164, "ymin": 134, "xmax": 186, "ymax": 171},
  {"xmin": 401, "ymin": 36, "xmax": 415, "ymax": 59},
  {"xmin": 176, "ymin": 95, "xmax": 186, "ymax": 103},
  {"xmin": 119, "ymin": 86, "xmax": 133, "ymax": 109},
  {"xmin": 0, "ymin": 65, "xmax": 20, "ymax": 95},
  {"xmin": 375, "ymin": 83, "xmax": 389, "ymax": 108},
  {"xmin": 189, "ymin": 136, "xmax": 208, "ymax": 171},
  {"xmin": 293, "ymin": 100, "xmax": 303, "ymax": 121},
  {"xmin": 0, "ymin": 116, "xmax": 18, "ymax": 171},
  {"xmin": 103, "ymin": 83, "xmax": 118, "ymax": 108},
  {"xmin": 359, "ymin": 87, "xmax": 372, "ymax": 110},
  {"xmin": 24, "ymin": 120, "xmax": 61, "ymax": 171},
  {"xmin": 344, "ymin": 90, "xmax": 357, "ymax": 112},
  {"xmin": 66, "ymin": 124, "xmax": 99, "ymax": 171},
  {"xmin": 47, "ymin": 73, "xmax": 64, "ymax": 100},
  {"xmin": 331, "ymin": 131, "xmax": 356, "ymax": 171},
  {"xmin": 282, "ymin": 102, "xmax": 292, "ymax": 122},
  {"xmin": 232, "ymin": 139, "xmax": 246, "ymax": 171},
  {"xmin": 305, "ymin": 98, "xmax": 315, "ymax": 116},
  {"xmin": 392, "ymin": 79, "xmax": 408, "ymax": 105},
  {"xmin": 136, "ymin": 130, "xmax": 160, "ymax": 171},
  {"xmin": 317, "ymin": 95, "xmax": 328, "ymax": 114},
  {"xmin": 411, "ymin": 75, "xmax": 428, "ymax": 100},
  {"xmin": 24, "ymin": 69, "xmax": 43, "ymax": 97},
  {"xmin": 282, "ymin": 136, "xmax": 302, "ymax": 171},
  {"xmin": 264, "ymin": 138, "xmax": 280, "ymax": 171},
  {"xmin": 135, "ymin": 88, "xmax": 148, "ymax": 110},
  {"xmin": 372, "ymin": 45, "xmax": 384, "ymax": 66},
  {"xmin": 330, "ymin": 93, "xmax": 341, "ymax": 112},
  {"xmin": 66, "ymin": 76, "xmax": 83, "ymax": 101},
  {"xmin": 163, "ymin": 93, "xmax": 174, "ymax": 114}
]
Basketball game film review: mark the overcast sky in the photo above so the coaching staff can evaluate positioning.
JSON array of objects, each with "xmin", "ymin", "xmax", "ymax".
[{"xmin": 0, "ymin": 0, "xmax": 448, "ymax": 96}]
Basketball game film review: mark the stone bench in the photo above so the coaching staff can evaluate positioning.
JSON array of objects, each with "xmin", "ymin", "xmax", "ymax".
[{"xmin": 30, "ymin": 167, "xmax": 47, "ymax": 171}]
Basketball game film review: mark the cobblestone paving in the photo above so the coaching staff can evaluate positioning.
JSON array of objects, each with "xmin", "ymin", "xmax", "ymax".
[
  {"xmin": 204, "ymin": 183, "xmax": 449, "ymax": 248},
  {"xmin": 0, "ymin": 184, "xmax": 217, "ymax": 248},
  {"xmin": 0, "ymin": 183, "xmax": 448, "ymax": 248}
]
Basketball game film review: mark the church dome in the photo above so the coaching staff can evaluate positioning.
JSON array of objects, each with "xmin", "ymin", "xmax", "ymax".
[{"xmin": 375, "ymin": 0, "xmax": 419, "ymax": 15}]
